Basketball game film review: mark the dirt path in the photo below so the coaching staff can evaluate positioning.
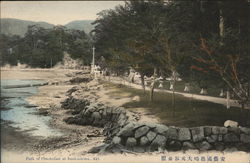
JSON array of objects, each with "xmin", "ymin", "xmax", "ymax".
[
  {"xmin": 83, "ymin": 80, "xmax": 160, "ymax": 124},
  {"xmin": 102, "ymin": 76, "xmax": 247, "ymax": 109}
]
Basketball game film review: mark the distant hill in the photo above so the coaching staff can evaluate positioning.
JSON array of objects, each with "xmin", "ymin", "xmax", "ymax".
[
  {"xmin": 0, "ymin": 18, "xmax": 54, "ymax": 37},
  {"xmin": 65, "ymin": 20, "xmax": 94, "ymax": 34},
  {"xmin": 0, "ymin": 18, "xmax": 95, "ymax": 37}
]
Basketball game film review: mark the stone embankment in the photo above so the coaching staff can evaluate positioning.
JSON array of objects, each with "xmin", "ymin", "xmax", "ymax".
[
  {"xmin": 61, "ymin": 81, "xmax": 250, "ymax": 153},
  {"xmin": 61, "ymin": 84, "xmax": 129, "ymax": 142}
]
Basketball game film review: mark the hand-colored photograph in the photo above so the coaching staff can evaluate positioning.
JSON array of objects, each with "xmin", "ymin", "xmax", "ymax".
[{"xmin": 1, "ymin": 1, "xmax": 250, "ymax": 163}]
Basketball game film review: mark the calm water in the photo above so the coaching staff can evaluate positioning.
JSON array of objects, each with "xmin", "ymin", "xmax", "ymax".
[{"xmin": 1, "ymin": 79, "xmax": 63, "ymax": 138}]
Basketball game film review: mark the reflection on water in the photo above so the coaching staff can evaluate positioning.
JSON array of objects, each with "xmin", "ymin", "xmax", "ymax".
[{"xmin": 1, "ymin": 79, "xmax": 63, "ymax": 138}]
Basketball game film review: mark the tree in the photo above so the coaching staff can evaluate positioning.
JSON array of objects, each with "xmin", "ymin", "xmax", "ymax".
[
  {"xmin": 190, "ymin": 0, "xmax": 250, "ymax": 108},
  {"xmin": 93, "ymin": 1, "xmax": 167, "ymax": 99},
  {"xmin": 65, "ymin": 29, "xmax": 92, "ymax": 65},
  {"xmin": 1, "ymin": 24, "xmax": 93, "ymax": 68},
  {"xmin": 0, "ymin": 34, "xmax": 21, "ymax": 66},
  {"xmin": 93, "ymin": 0, "xmax": 249, "ymax": 108}
]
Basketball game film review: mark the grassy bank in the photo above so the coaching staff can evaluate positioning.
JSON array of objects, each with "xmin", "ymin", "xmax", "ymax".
[{"xmin": 101, "ymin": 81, "xmax": 250, "ymax": 127}]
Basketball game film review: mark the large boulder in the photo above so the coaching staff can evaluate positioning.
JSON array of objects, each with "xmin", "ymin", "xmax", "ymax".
[
  {"xmin": 218, "ymin": 134, "xmax": 223, "ymax": 141},
  {"xmin": 228, "ymin": 127, "xmax": 241, "ymax": 134},
  {"xmin": 183, "ymin": 141, "xmax": 196, "ymax": 150},
  {"xmin": 117, "ymin": 114, "xmax": 128, "ymax": 127},
  {"xmin": 61, "ymin": 96, "xmax": 89, "ymax": 110},
  {"xmin": 112, "ymin": 136, "xmax": 121, "ymax": 145},
  {"xmin": 214, "ymin": 142, "xmax": 225, "ymax": 151},
  {"xmin": 212, "ymin": 126, "xmax": 228, "ymax": 135},
  {"xmin": 204, "ymin": 127, "xmax": 212, "ymax": 136},
  {"xmin": 69, "ymin": 77, "xmax": 92, "ymax": 84},
  {"xmin": 196, "ymin": 141, "xmax": 212, "ymax": 151},
  {"xmin": 178, "ymin": 128, "xmax": 191, "ymax": 141},
  {"xmin": 211, "ymin": 135, "xmax": 218, "ymax": 141},
  {"xmin": 239, "ymin": 127, "xmax": 250, "ymax": 135},
  {"xmin": 91, "ymin": 112, "xmax": 102, "ymax": 127},
  {"xmin": 66, "ymin": 85, "xmax": 81, "ymax": 96},
  {"xmin": 154, "ymin": 124, "xmax": 169, "ymax": 135},
  {"xmin": 150, "ymin": 135, "xmax": 167, "ymax": 148},
  {"xmin": 117, "ymin": 122, "xmax": 136, "ymax": 137},
  {"xmin": 140, "ymin": 136, "xmax": 150, "ymax": 146},
  {"xmin": 141, "ymin": 122, "xmax": 157, "ymax": 128},
  {"xmin": 224, "ymin": 120, "xmax": 239, "ymax": 128},
  {"xmin": 165, "ymin": 127, "xmax": 178, "ymax": 140},
  {"xmin": 206, "ymin": 136, "xmax": 216, "ymax": 143},
  {"xmin": 126, "ymin": 137, "xmax": 137, "ymax": 147},
  {"xmin": 167, "ymin": 140, "xmax": 182, "ymax": 151},
  {"xmin": 84, "ymin": 106, "xmax": 97, "ymax": 116},
  {"xmin": 64, "ymin": 116, "xmax": 87, "ymax": 125},
  {"xmin": 240, "ymin": 134, "xmax": 250, "ymax": 143},
  {"xmin": 147, "ymin": 131, "xmax": 157, "ymax": 142},
  {"xmin": 191, "ymin": 127, "xmax": 205, "ymax": 142},
  {"xmin": 92, "ymin": 112, "xmax": 101, "ymax": 120},
  {"xmin": 135, "ymin": 126, "xmax": 150, "ymax": 139},
  {"xmin": 224, "ymin": 133, "xmax": 239, "ymax": 143}
]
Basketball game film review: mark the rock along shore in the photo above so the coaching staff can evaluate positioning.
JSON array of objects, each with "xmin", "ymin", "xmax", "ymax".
[{"xmin": 61, "ymin": 79, "xmax": 250, "ymax": 154}]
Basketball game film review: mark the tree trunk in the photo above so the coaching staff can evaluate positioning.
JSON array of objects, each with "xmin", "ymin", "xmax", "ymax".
[
  {"xmin": 150, "ymin": 68, "xmax": 157, "ymax": 102},
  {"xmin": 248, "ymin": 82, "xmax": 250, "ymax": 98},
  {"xmin": 219, "ymin": 3, "xmax": 225, "ymax": 45},
  {"xmin": 172, "ymin": 82, "xmax": 176, "ymax": 117},
  {"xmin": 140, "ymin": 74, "xmax": 145, "ymax": 94},
  {"xmin": 241, "ymin": 103, "xmax": 245, "ymax": 112},
  {"xmin": 150, "ymin": 82, "xmax": 155, "ymax": 102},
  {"xmin": 226, "ymin": 91, "xmax": 230, "ymax": 109}
]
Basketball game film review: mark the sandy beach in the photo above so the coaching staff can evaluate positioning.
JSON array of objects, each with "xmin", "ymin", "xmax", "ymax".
[
  {"xmin": 1, "ymin": 69, "xmax": 106, "ymax": 162},
  {"xmin": 1, "ymin": 68, "xmax": 158, "ymax": 162}
]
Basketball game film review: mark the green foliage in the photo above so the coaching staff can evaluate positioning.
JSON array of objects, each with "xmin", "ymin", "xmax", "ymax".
[
  {"xmin": 93, "ymin": 0, "xmax": 249, "ymax": 105},
  {"xmin": 0, "ymin": 25, "xmax": 92, "ymax": 68},
  {"xmin": 0, "ymin": 34, "xmax": 20, "ymax": 65},
  {"xmin": 66, "ymin": 30, "xmax": 92, "ymax": 65}
]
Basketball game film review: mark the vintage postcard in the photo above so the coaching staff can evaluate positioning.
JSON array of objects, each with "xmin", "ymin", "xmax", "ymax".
[{"xmin": 1, "ymin": 1, "xmax": 250, "ymax": 163}]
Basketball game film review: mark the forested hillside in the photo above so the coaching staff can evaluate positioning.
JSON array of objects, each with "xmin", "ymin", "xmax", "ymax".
[
  {"xmin": 0, "ymin": 18, "xmax": 94, "ymax": 36},
  {"xmin": 65, "ymin": 20, "xmax": 94, "ymax": 34},
  {"xmin": 0, "ymin": 18, "xmax": 54, "ymax": 37},
  {"xmin": 0, "ymin": 25, "xmax": 92, "ymax": 67}
]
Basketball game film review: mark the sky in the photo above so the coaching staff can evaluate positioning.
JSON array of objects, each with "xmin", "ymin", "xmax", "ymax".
[{"xmin": 1, "ymin": 1, "xmax": 124, "ymax": 25}]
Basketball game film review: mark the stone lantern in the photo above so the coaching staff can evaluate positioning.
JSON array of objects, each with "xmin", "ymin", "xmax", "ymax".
[
  {"xmin": 184, "ymin": 83, "xmax": 190, "ymax": 92},
  {"xmin": 200, "ymin": 88, "xmax": 208, "ymax": 95},
  {"xmin": 169, "ymin": 80, "xmax": 174, "ymax": 90},
  {"xmin": 219, "ymin": 89, "xmax": 225, "ymax": 97},
  {"xmin": 158, "ymin": 76, "xmax": 164, "ymax": 89}
]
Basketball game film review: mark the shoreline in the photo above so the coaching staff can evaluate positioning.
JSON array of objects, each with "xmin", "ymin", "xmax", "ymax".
[
  {"xmin": 1, "ymin": 69, "xmax": 250, "ymax": 163},
  {"xmin": 1, "ymin": 69, "xmax": 105, "ymax": 157}
]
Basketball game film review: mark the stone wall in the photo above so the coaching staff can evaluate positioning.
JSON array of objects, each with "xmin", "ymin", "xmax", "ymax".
[
  {"xmin": 61, "ymin": 86, "xmax": 250, "ymax": 153},
  {"xmin": 111, "ymin": 122, "xmax": 250, "ymax": 152},
  {"xmin": 61, "ymin": 86, "xmax": 129, "ymax": 140}
]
